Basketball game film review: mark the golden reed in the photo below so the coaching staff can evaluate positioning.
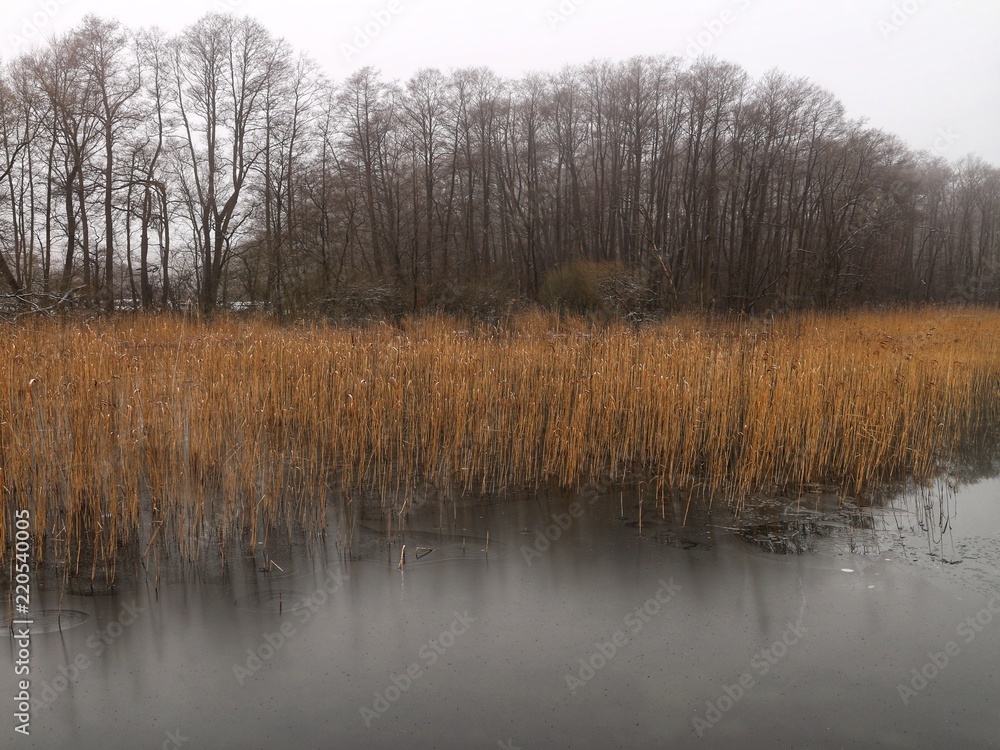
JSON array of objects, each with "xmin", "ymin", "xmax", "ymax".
[{"xmin": 1, "ymin": 308, "xmax": 997, "ymax": 577}]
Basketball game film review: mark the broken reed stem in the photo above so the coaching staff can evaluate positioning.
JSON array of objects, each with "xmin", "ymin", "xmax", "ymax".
[{"xmin": 0, "ymin": 308, "xmax": 997, "ymax": 578}]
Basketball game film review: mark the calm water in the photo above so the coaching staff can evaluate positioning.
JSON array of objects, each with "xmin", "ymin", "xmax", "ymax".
[{"xmin": 4, "ymin": 476, "xmax": 1000, "ymax": 749}]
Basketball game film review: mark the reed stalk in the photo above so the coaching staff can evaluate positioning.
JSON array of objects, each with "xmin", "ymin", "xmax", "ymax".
[{"xmin": 0, "ymin": 308, "xmax": 996, "ymax": 576}]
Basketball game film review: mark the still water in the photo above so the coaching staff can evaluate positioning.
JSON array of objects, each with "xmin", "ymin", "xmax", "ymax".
[{"xmin": 5, "ymin": 476, "xmax": 1000, "ymax": 749}]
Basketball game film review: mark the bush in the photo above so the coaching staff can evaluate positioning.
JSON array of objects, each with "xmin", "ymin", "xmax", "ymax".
[
  {"xmin": 540, "ymin": 261, "xmax": 652, "ymax": 316},
  {"xmin": 428, "ymin": 276, "xmax": 524, "ymax": 321},
  {"xmin": 316, "ymin": 280, "xmax": 408, "ymax": 321}
]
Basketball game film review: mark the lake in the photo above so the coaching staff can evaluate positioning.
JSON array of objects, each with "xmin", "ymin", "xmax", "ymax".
[{"xmin": 5, "ymin": 475, "xmax": 1000, "ymax": 749}]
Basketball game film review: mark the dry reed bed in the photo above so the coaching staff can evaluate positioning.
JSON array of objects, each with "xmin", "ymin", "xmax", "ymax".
[{"xmin": 1, "ymin": 308, "xmax": 998, "ymax": 578}]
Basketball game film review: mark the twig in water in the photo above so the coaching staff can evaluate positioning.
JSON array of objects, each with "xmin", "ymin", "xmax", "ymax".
[{"xmin": 142, "ymin": 521, "xmax": 164, "ymax": 562}]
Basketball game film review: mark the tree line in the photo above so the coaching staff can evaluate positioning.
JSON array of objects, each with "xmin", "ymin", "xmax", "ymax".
[{"xmin": 0, "ymin": 13, "xmax": 997, "ymax": 315}]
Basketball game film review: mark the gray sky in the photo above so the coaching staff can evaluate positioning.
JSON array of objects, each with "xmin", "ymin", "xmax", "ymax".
[{"xmin": 3, "ymin": 0, "xmax": 998, "ymax": 164}]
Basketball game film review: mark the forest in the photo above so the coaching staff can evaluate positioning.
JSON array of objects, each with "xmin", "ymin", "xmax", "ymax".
[{"xmin": 0, "ymin": 13, "xmax": 997, "ymax": 316}]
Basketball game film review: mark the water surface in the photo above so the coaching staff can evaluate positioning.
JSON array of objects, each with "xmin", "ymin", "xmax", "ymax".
[{"xmin": 4, "ymin": 477, "xmax": 1000, "ymax": 749}]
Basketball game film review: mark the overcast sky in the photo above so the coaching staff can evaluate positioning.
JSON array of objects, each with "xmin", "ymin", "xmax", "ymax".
[{"xmin": 3, "ymin": 0, "xmax": 997, "ymax": 164}]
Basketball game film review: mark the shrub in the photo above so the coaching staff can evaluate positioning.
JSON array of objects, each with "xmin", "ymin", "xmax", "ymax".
[{"xmin": 540, "ymin": 261, "xmax": 652, "ymax": 316}]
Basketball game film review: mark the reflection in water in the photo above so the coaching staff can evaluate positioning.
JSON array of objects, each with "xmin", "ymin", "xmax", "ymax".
[
  {"xmin": 4, "ymin": 423, "xmax": 999, "ymax": 749},
  {"xmin": 2, "ymin": 609, "xmax": 90, "ymax": 635},
  {"xmin": 5, "ymin": 472, "xmax": 1000, "ymax": 750}
]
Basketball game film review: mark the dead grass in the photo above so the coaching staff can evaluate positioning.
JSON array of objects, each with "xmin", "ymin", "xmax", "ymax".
[{"xmin": 1, "ymin": 308, "xmax": 998, "ymax": 579}]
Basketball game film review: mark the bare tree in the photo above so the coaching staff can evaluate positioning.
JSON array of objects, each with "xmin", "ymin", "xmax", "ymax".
[
  {"xmin": 0, "ymin": 14, "xmax": 996, "ymax": 315},
  {"xmin": 77, "ymin": 15, "xmax": 140, "ymax": 310},
  {"xmin": 171, "ymin": 14, "xmax": 274, "ymax": 312}
]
